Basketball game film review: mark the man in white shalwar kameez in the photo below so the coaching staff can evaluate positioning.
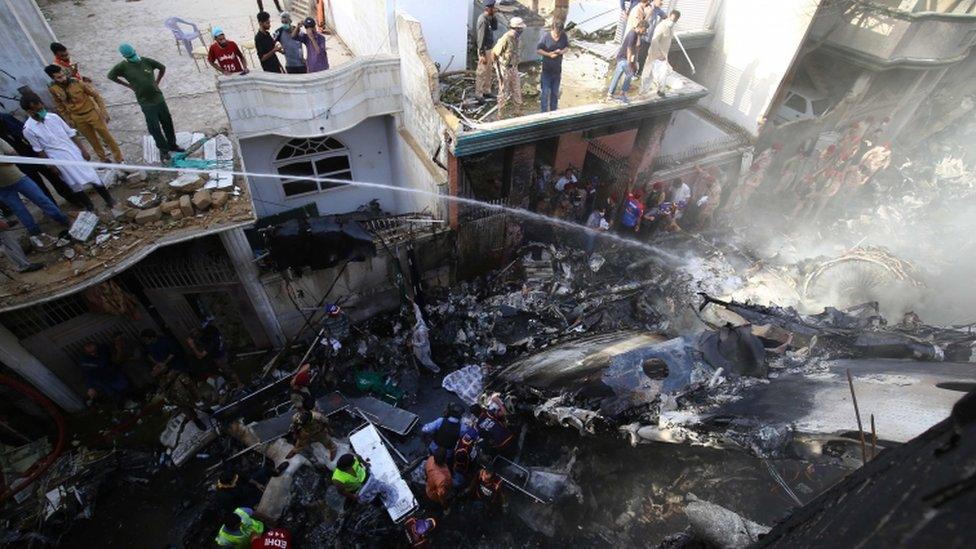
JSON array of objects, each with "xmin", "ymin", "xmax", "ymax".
[
  {"xmin": 21, "ymin": 96, "xmax": 118, "ymax": 214},
  {"xmin": 644, "ymin": 11, "xmax": 680, "ymax": 97}
]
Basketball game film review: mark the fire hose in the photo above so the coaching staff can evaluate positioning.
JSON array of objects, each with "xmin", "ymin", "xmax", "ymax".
[{"xmin": 0, "ymin": 374, "xmax": 67, "ymax": 505}]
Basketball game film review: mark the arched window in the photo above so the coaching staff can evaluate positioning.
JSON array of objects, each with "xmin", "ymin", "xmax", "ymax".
[{"xmin": 274, "ymin": 136, "xmax": 353, "ymax": 197}]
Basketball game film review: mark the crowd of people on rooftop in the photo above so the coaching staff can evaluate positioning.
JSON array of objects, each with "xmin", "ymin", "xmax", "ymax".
[
  {"xmin": 473, "ymin": 0, "xmax": 682, "ymax": 119},
  {"xmin": 0, "ymin": 4, "xmax": 342, "ymax": 276}
]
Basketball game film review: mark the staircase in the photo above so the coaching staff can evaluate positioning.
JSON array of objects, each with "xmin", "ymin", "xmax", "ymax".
[{"xmin": 287, "ymin": 0, "xmax": 315, "ymax": 19}]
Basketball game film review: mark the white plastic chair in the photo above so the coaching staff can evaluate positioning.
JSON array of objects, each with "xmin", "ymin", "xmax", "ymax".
[{"xmin": 164, "ymin": 17, "xmax": 206, "ymax": 57}]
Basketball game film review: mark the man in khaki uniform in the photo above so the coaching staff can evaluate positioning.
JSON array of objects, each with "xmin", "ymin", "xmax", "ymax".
[
  {"xmin": 44, "ymin": 64, "xmax": 124, "ymax": 164},
  {"xmin": 492, "ymin": 17, "xmax": 526, "ymax": 118},
  {"xmin": 286, "ymin": 409, "xmax": 338, "ymax": 464}
]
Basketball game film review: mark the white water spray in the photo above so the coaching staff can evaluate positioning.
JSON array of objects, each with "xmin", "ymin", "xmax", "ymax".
[{"xmin": 1, "ymin": 155, "xmax": 686, "ymax": 263}]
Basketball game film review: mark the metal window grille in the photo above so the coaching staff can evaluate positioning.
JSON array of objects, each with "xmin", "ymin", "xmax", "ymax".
[
  {"xmin": 131, "ymin": 253, "xmax": 237, "ymax": 289},
  {"xmin": 274, "ymin": 137, "xmax": 353, "ymax": 197},
  {"xmin": 0, "ymin": 294, "xmax": 90, "ymax": 340}
]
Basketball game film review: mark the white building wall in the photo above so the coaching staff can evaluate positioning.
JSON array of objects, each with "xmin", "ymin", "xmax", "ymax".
[
  {"xmin": 394, "ymin": 13, "xmax": 450, "ymax": 211},
  {"xmin": 396, "ymin": 0, "xmax": 470, "ymax": 71},
  {"xmin": 692, "ymin": 0, "xmax": 821, "ymax": 136},
  {"xmin": 0, "ymin": 0, "xmax": 57, "ymax": 108},
  {"xmin": 330, "ymin": 0, "xmax": 395, "ymax": 57},
  {"xmin": 328, "ymin": 0, "xmax": 469, "ymax": 71},
  {"xmin": 239, "ymin": 116, "xmax": 404, "ymax": 218}
]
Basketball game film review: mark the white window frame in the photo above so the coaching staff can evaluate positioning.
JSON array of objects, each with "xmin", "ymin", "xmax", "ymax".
[{"xmin": 273, "ymin": 137, "xmax": 354, "ymax": 199}]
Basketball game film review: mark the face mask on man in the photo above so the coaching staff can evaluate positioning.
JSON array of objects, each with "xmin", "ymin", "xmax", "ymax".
[{"xmin": 36, "ymin": 109, "xmax": 48, "ymax": 121}]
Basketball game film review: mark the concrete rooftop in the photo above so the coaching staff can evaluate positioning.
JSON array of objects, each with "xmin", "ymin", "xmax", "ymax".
[
  {"xmin": 0, "ymin": 0, "xmax": 367, "ymax": 311},
  {"xmin": 36, "ymin": 0, "xmax": 353, "ymax": 162}
]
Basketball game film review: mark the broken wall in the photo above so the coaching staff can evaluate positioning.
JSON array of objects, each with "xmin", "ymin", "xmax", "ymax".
[
  {"xmin": 394, "ymin": 12, "xmax": 450, "ymax": 214},
  {"xmin": 691, "ymin": 0, "xmax": 822, "ymax": 136},
  {"xmin": 0, "ymin": 0, "xmax": 56, "ymax": 108},
  {"xmin": 260, "ymin": 232, "xmax": 454, "ymax": 336},
  {"xmin": 553, "ymin": 132, "xmax": 590, "ymax": 174},
  {"xmin": 456, "ymin": 214, "xmax": 516, "ymax": 279}
]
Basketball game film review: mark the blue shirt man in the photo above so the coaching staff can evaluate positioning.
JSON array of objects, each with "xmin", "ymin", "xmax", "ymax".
[
  {"xmin": 421, "ymin": 403, "xmax": 464, "ymax": 457},
  {"xmin": 274, "ymin": 12, "xmax": 306, "ymax": 73},
  {"xmin": 421, "ymin": 415, "xmax": 461, "ymax": 456},
  {"xmin": 537, "ymin": 22, "xmax": 569, "ymax": 112},
  {"xmin": 141, "ymin": 328, "xmax": 190, "ymax": 373},
  {"xmin": 79, "ymin": 341, "xmax": 130, "ymax": 402}
]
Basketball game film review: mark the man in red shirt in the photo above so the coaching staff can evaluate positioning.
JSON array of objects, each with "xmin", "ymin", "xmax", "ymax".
[
  {"xmin": 251, "ymin": 527, "xmax": 291, "ymax": 548},
  {"xmin": 50, "ymin": 42, "xmax": 87, "ymax": 81},
  {"xmin": 207, "ymin": 28, "xmax": 249, "ymax": 75}
]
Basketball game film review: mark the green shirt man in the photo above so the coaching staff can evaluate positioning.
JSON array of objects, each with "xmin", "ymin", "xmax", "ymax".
[
  {"xmin": 107, "ymin": 56, "xmax": 165, "ymax": 106},
  {"xmin": 107, "ymin": 43, "xmax": 183, "ymax": 159}
]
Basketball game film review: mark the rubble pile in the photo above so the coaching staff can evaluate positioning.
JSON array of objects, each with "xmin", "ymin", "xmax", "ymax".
[
  {"xmin": 0, "ymin": 448, "xmax": 158, "ymax": 546},
  {"xmin": 0, "ymin": 147, "xmax": 252, "ymax": 306}
]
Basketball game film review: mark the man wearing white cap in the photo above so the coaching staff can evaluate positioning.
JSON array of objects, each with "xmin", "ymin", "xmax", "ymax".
[
  {"xmin": 491, "ymin": 17, "xmax": 526, "ymax": 118},
  {"xmin": 207, "ymin": 27, "xmax": 248, "ymax": 75}
]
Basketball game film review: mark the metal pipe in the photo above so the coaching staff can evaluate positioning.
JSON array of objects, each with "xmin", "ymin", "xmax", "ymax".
[
  {"xmin": 846, "ymin": 369, "xmax": 869, "ymax": 466},
  {"xmin": 674, "ymin": 34, "xmax": 695, "ymax": 74},
  {"xmin": 206, "ymin": 432, "xmax": 289, "ymax": 472},
  {"xmin": 496, "ymin": 474, "xmax": 548, "ymax": 504}
]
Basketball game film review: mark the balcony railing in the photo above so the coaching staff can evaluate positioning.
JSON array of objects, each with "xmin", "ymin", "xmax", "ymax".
[
  {"xmin": 811, "ymin": 1, "xmax": 976, "ymax": 68},
  {"xmin": 216, "ymin": 53, "xmax": 403, "ymax": 139}
]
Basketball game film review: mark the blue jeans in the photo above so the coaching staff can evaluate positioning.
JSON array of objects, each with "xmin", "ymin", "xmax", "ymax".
[
  {"xmin": 608, "ymin": 59, "xmax": 634, "ymax": 96},
  {"xmin": 541, "ymin": 70, "xmax": 562, "ymax": 112},
  {"xmin": 0, "ymin": 176, "xmax": 70, "ymax": 235}
]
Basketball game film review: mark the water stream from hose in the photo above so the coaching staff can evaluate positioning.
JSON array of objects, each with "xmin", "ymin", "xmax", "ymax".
[{"xmin": 1, "ymin": 155, "xmax": 687, "ymax": 263}]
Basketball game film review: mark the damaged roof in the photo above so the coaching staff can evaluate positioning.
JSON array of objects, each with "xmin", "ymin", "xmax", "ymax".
[{"xmin": 0, "ymin": 174, "xmax": 256, "ymax": 313}]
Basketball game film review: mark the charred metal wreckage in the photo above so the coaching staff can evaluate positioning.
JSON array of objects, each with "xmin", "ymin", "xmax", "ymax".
[
  {"xmin": 4, "ymin": 233, "xmax": 973, "ymax": 546},
  {"xmin": 476, "ymin": 241, "xmax": 975, "ymax": 466}
]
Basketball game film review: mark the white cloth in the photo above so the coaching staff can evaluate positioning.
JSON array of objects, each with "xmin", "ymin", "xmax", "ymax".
[
  {"xmin": 357, "ymin": 474, "xmax": 397, "ymax": 505},
  {"xmin": 555, "ymin": 175, "xmax": 576, "ymax": 192},
  {"xmin": 649, "ymin": 19, "xmax": 674, "ymax": 62},
  {"xmin": 441, "ymin": 364, "xmax": 485, "ymax": 405},
  {"xmin": 23, "ymin": 113, "xmax": 99, "ymax": 191},
  {"xmin": 672, "ymin": 182, "xmax": 692, "ymax": 204},
  {"xmin": 641, "ymin": 58, "xmax": 684, "ymax": 95},
  {"xmin": 411, "ymin": 303, "xmax": 440, "ymax": 373}
]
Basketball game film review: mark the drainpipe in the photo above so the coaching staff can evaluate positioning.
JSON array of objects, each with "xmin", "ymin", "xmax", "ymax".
[{"xmin": 0, "ymin": 323, "xmax": 84, "ymax": 412}]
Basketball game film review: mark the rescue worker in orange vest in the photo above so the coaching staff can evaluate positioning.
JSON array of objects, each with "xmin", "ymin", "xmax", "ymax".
[
  {"xmin": 473, "ymin": 467, "xmax": 505, "ymax": 509},
  {"xmin": 471, "ymin": 403, "xmax": 516, "ymax": 458},
  {"xmin": 424, "ymin": 447, "xmax": 453, "ymax": 513},
  {"xmin": 452, "ymin": 423, "xmax": 479, "ymax": 493}
]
